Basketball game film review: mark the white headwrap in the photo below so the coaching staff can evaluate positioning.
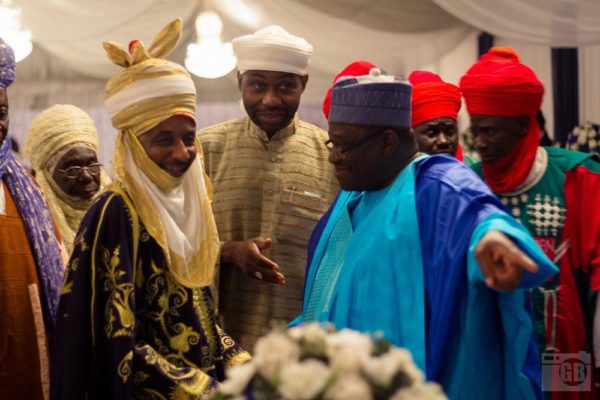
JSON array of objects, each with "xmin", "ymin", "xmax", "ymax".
[{"xmin": 233, "ymin": 25, "xmax": 313, "ymax": 75}]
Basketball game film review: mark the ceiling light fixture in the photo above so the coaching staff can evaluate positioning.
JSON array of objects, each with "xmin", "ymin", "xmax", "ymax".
[
  {"xmin": 0, "ymin": 0, "xmax": 32, "ymax": 62},
  {"xmin": 185, "ymin": 8, "xmax": 236, "ymax": 79}
]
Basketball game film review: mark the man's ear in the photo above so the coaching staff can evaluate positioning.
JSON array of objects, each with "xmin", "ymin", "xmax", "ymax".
[
  {"xmin": 237, "ymin": 71, "xmax": 243, "ymax": 91},
  {"xmin": 381, "ymin": 129, "xmax": 399, "ymax": 156},
  {"xmin": 300, "ymin": 74, "xmax": 309, "ymax": 93}
]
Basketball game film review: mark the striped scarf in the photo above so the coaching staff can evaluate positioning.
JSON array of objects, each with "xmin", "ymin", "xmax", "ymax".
[{"xmin": 0, "ymin": 136, "xmax": 64, "ymax": 330}]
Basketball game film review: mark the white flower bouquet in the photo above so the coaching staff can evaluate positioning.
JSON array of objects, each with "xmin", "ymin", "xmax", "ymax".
[{"xmin": 211, "ymin": 323, "xmax": 446, "ymax": 400}]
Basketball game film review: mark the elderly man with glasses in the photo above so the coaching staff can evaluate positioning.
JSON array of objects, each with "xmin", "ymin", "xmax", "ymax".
[
  {"xmin": 25, "ymin": 104, "xmax": 110, "ymax": 254},
  {"xmin": 293, "ymin": 68, "xmax": 558, "ymax": 400}
]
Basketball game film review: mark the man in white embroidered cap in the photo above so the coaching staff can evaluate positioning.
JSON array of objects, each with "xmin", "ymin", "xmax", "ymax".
[
  {"xmin": 50, "ymin": 19, "xmax": 250, "ymax": 400},
  {"xmin": 292, "ymin": 68, "xmax": 558, "ymax": 399},
  {"xmin": 199, "ymin": 25, "xmax": 338, "ymax": 350}
]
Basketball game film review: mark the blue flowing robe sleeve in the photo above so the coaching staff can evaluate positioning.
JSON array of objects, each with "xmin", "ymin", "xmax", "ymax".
[
  {"xmin": 415, "ymin": 156, "xmax": 557, "ymax": 400},
  {"xmin": 303, "ymin": 156, "xmax": 557, "ymax": 400}
]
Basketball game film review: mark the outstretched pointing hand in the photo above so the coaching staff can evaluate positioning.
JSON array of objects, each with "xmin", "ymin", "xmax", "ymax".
[{"xmin": 475, "ymin": 230, "xmax": 539, "ymax": 291}]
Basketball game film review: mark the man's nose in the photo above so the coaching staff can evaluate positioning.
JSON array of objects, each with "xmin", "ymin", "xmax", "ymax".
[
  {"xmin": 78, "ymin": 167, "xmax": 93, "ymax": 181},
  {"xmin": 262, "ymin": 89, "xmax": 281, "ymax": 108},
  {"xmin": 473, "ymin": 134, "xmax": 487, "ymax": 150},
  {"xmin": 437, "ymin": 133, "xmax": 450, "ymax": 145},
  {"xmin": 172, "ymin": 140, "xmax": 191, "ymax": 161},
  {"xmin": 328, "ymin": 150, "xmax": 344, "ymax": 164}
]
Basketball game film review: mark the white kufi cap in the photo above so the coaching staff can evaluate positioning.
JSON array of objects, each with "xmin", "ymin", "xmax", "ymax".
[{"xmin": 233, "ymin": 25, "xmax": 313, "ymax": 75}]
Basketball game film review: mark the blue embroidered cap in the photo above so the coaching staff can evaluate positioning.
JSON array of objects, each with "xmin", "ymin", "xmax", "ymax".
[
  {"xmin": 0, "ymin": 37, "xmax": 16, "ymax": 90},
  {"xmin": 329, "ymin": 68, "xmax": 412, "ymax": 129}
]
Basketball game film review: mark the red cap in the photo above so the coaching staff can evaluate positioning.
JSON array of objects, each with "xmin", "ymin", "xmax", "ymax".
[{"xmin": 408, "ymin": 70, "xmax": 461, "ymax": 128}]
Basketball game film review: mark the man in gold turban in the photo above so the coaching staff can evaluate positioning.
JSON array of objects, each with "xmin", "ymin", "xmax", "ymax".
[
  {"xmin": 24, "ymin": 104, "xmax": 109, "ymax": 254},
  {"xmin": 50, "ymin": 19, "xmax": 249, "ymax": 400}
]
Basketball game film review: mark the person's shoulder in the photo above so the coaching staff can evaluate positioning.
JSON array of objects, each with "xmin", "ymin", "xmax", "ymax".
[
  {"xmin": 415, "ymin": 154, "xmax": 468, "ymax": 176},
  {"xmin": 295, "ymin": 119, "xmax": 328, "ymax": 138},
  {"xmin": 77, "ymin": 186, "xmax": 139, "ymax": 248},
  {"xmin": 415, "ymin": 155, "xmax": 492, "ymax": 195},
  {"xmin": 87, "ymin": 190, "xmax": 127, "ymax": 217},
  {"xmin": 198, "ymin": 117, "xmax": 247, "ymax": 139},
  {"xmin": 544, "ymin": 146, "xmax": 600, "ymax": 172},
  {"xmin": 86, "ymin": 184, "xmax": 137, "ymax": 223}
]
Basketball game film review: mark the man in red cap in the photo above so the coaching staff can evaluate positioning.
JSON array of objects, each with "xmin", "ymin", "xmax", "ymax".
[
  {"xmin": 408, "ymin": 70, "xmax": 469, "ymax": 162},
  {"xmin": 461, "ymin": 46, "xmax": 600, "ymax": 399}
]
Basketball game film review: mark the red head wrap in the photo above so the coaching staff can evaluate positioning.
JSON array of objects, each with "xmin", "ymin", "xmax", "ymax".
[
  {"xmin": 408, "ymin": 70, "xmax": 461, "ymax": 127},
  {"xmin": 408, "ymin": 70, "xmax": 464, "ymax": 161},
  {"xmin": 460, "ymin": 46, "xmax": 544, "ymax": 192},
  {"xmin": 322, "ymin": 61, "xmax": 377, "ymax": 119}
]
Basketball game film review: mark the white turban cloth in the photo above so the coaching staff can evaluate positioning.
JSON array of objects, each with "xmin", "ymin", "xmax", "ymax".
[{"xmin": 233, "ymin": 25, "xmax": 313, "ymax": 76}]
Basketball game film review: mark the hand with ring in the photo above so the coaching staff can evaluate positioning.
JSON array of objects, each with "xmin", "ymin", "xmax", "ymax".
[{"xmin": 220, "ymin": 237, "xmax": 286, "ymax": 285}]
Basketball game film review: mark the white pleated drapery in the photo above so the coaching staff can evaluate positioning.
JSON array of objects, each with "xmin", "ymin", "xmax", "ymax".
[{"xmin": 7, "ymin": 0, "xmax": 600, "ymax": 155}]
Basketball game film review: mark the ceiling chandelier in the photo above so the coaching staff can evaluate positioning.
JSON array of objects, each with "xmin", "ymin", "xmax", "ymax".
[
  {"xmin": 0, "ymin": 0, "xmax": 32, "ymax": 62},
  {"xmin": 185, "ymin": 9, "xmax": 237, "ymax": 79}
]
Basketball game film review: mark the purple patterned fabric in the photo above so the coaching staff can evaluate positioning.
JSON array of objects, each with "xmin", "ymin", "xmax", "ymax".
[
  {"xmin": 0, "ymin": 37, "xmax": 15, "ymax": 89},
  {"xmin": 0, "ymin": 136, "xmax": 64, "ymax": 328}
]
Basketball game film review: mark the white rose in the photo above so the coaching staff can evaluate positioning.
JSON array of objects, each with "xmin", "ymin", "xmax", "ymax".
[
  {"xmin": 278, "ymin": 359, "xmax": 331, "ymax": 399},
  {"xmin": 253, "ymin": 331, "xmax": 300, "ymax": 381},
  {"xmin": 304, "ymin": 323, "xmax": 329, "ymax": 344},
  {"xmin": 363, "ymin": 347, "xmax": 424, "ymax": 387},
  {"xmin": 219, "ymin": 362, "xmax": 256, "ymax": 396},
  {"xmin": 390, "ymin": 382, "xmax": 447, "ymax": 400},
  {"xmin": 287, "ymin": 325, "xmax": 304, "ymax": 341},
  {"xmin": 390, "ymin": 348, "xmax": 424, "ymax": 384},
  {"xmin": 324, "ymin": 374, "xmax": 373, "ymax": 400},
  {"xmin": 363, "ymin": 354, "xmax": 399, "ymax": 387},
  {"xmin": 326, "ymin": 329, "xmax": 373, "ymax": 373},
  {"xmin": 288, "ymin": 323, "xmax": 329, "ymax": 357}
]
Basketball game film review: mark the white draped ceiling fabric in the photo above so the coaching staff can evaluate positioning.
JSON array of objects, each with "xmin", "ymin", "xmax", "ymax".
[
  {"xmin": 432, "ymin": 0, "xmax": 600, "ymax": 46},
  {"xmin": 433, "ymin": 0, "xmax": 600, "ymax": 130},
  {"xmin": 15, "ymin": 0, "xmax": 475, "ymax": 99},
  {"xmin": 6, "ymin": 0, "xmax": 600, "ymax": 165},
  {"xmin": 16, "ymin": 0, "xmax": 201, "ymax": 79}
]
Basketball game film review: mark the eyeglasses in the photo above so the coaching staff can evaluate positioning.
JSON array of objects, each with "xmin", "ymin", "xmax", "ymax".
[
  {"xmin": 57, "ymin": 163, "xmax": 103, "ymax": 179},
  {"xmin": 324, "ymin": 131, "xmax": 381, "ymax": 158}
]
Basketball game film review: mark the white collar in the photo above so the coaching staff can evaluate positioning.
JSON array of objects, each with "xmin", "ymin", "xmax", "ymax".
[{"xmin": 498, "ymin": 147, "xmax": 548, "ymax": 196}]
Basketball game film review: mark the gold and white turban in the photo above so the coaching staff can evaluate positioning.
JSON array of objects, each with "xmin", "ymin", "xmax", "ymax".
[
  {"xmin": 24, "ymin": 104, "xmax": 110, "ymax": 254},
  {"xmin": 233, "ymin": 25, "xmax": 313, "ymax": 76},
  {"xmin": 103, "ymin": 18, "xmax": 219, "ymax": 289}
]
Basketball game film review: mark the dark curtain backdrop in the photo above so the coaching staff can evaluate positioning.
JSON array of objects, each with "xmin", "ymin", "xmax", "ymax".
[
  {"xmin": 552, "ymin": 48, "xmax": 579, "ymax": 147},
  {"xmin": 478, "ymin": 32, "xmax": 494, "ymax": 57}
]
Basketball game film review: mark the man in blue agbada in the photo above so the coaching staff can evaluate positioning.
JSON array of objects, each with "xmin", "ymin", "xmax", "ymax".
[{"xmin": 292, "ymin": 68, "xmax": 558, "ymax": 399}]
